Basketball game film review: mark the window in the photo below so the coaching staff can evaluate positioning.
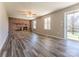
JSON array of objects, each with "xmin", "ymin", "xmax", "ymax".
[
  {"xmin": 67, "ymin": 12, "xmax": 79, "ymax": 34},
  {"xmin": 44, "ymin": 17, "xmax": 51, "ymax": 30},
  {"xmin": 33, "ymin": 20, "xmax": 36, "ymax": 29},
  {"xmin": 66, "ymin": 11, "xmax": 79, "ymax": 40}
]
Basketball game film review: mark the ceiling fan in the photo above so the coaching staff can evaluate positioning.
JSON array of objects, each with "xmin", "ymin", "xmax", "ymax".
[{"xmin": 16, "ymin": 10, "xmax": 37, "ymax": 17}]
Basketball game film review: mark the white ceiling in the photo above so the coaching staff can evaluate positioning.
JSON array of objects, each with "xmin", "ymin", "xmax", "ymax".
[{"xmin": 4, "ymin": 2, "xmax": 78, "ymax": 20}]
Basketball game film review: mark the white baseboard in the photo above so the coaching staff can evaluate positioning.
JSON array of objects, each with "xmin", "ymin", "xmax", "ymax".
[{"xmin": 34, "ymin": 31, "xmax": 64, "ymax": 40}]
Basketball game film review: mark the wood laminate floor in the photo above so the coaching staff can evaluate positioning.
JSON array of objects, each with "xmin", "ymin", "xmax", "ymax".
[{"xmin": 0, "ymin": 31, "xmax": 79, "ymax": 57}]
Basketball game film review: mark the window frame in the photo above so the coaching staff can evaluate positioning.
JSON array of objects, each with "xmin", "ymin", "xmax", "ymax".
[
  {"xmin": 33, "ymin": 20, "xmax": 36, "ymax": 29},
  {"xmin": 44, "ymin": 16, "xmax": 51, "ymax": 30}
]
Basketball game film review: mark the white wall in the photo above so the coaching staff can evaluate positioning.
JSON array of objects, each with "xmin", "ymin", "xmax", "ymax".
[{"xmin": 0, "ymin": 3, "xmax": 8, "ymax": 51}]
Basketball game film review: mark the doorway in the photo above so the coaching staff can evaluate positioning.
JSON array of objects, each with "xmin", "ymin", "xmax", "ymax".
[{"xmin": 64, "ymin": 10, "xmax": 79, "ymax": 41}]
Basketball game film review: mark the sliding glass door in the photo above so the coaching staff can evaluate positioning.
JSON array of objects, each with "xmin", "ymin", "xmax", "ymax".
[{"xmin": 66, "ymin": 11, "xmax": 79, "ymax": 41}]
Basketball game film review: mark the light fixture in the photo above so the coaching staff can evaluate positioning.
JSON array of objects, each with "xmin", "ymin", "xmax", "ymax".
[{"xmin": 17, "ymin": 9, "xmax": 37, "ymax": 18}]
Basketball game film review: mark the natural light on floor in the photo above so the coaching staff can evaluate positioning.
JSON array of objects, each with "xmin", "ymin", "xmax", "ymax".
[{"xmin": 67, "ymin": 32, "xmax": 79, "ymax": 41}]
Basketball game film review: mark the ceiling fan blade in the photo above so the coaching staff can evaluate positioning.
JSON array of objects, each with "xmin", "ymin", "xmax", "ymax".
[{"xmin": 32, "ymin": 14, "xmax": 37, "ymax": 15}]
